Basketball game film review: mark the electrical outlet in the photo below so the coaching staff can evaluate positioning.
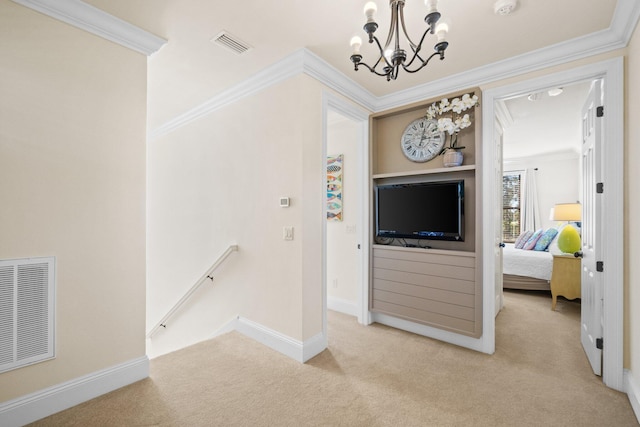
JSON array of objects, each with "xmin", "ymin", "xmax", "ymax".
[
  {"xmin": 283, "ymin": 226, "xmax": 294, "ymax": 240},
  {"xmin": 332, "ymin": 279, "xmax": 338, "ymax": 289}
]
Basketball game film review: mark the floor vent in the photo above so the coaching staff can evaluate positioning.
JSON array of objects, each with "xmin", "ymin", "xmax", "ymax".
[
  {"xmin": 0, "ymin": 257, "xmax": 55, "ymax": 373},
  {"xmin": 211, "ymin": 31, "xmax": 252, "ymax": 55}
]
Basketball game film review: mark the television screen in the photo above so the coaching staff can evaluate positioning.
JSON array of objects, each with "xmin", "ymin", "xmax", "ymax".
[{"xmin": 375, "ymin": 180, "xmax": 464, "ymax": 241}]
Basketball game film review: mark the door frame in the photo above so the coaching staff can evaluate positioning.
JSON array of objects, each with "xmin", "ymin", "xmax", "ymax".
[
  {"xmin": 321, "ymin": 91, "xmax": 371, "ymax": 339},
  {"xmin": 481, "ymin": 57, "xmax": 624, "ymax": 391}
]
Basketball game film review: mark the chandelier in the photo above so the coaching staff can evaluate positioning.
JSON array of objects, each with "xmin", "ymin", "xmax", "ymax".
[{"xmin": 349, "ymin": 0, "xmax": 449, "ymax": 81}]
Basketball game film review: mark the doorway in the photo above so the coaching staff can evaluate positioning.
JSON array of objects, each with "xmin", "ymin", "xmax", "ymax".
[
  {"xmin": 321, "ymin": 92, "xmax": 370, "ymax": 342},
  {"xmin": 482, "ymin": 58, "xmax": 624, "ymax": 391}
]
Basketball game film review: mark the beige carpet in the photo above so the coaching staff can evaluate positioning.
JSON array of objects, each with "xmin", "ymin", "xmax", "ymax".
[{"xmin": 30, "ymin": 291, "xmax": 638, "ymax": 426}]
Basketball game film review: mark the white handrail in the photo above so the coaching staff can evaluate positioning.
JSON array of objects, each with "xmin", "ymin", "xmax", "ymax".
[{"xmin": 146, "ymin": 244, "xmax": 239, "ymax": 339}]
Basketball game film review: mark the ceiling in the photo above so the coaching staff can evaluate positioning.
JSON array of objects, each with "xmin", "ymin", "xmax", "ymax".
[
  {"xmin": 81, "ymin": 0, "xmax": 620, "ymax": 131},
  {"xmin": 501, "ymin": 80, "xmax": 592, "ymax": 159}
]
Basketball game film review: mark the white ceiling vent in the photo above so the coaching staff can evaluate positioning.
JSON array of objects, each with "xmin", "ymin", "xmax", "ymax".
[{"xmin": 211, "ymin": 31, "xmax": 252, "ymax": 55}]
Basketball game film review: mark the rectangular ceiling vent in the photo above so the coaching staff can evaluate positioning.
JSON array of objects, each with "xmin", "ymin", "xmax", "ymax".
[
  {"xmin": 211, "ymin": 31, "xmax": 252, "ymax": 55},
  {"xmin": 0, "ymin": 257, "xmax": 55, "ymax": 373}
]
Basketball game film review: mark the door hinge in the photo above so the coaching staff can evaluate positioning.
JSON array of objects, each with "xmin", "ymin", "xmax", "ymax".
[
  {"xmin": 596, "ymin": 106, "xmax": 604, "ymax": 117},
  {"xmin": 596, "ymin": 261, "xmax": 604, "ymax": 272},
  {"xmin": 596, "ymin": 182, "xmax": 604, "ymax": 194},
  {"xmin": 596, "ymin": 338, "xmax": 604, "ymax": 350}
]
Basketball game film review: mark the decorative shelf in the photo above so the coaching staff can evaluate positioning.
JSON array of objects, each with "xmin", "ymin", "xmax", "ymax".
[{"xmin": 372, "ymin": 164, "xmax": 476, "ymax": 180}]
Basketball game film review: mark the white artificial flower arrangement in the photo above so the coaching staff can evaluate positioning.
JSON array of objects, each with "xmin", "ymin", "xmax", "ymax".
[{"xmin": 425, "ymin": 93, "xmax": 479, "ymax": 153}]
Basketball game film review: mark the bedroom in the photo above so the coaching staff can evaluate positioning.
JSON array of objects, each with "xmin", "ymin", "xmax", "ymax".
[{"xmin": 499, "ymin": 81, "xmax": 591, "ymax": 307}]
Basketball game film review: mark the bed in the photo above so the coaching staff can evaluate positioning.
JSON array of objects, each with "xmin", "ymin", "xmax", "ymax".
[{"xmin": 502, "ymin": 243, "xmax": 553, "ymax": 291}]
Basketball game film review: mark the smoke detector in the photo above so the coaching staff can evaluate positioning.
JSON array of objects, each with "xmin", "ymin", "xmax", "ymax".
[{"xmin": 494, "ymin": 0, "xmax": 518, "ymax": 16}]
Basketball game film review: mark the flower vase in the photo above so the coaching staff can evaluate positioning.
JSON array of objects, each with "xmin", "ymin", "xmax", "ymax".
[{"xmin": 443, "ymin": 150, "xmax": 463, "ymax": 167}]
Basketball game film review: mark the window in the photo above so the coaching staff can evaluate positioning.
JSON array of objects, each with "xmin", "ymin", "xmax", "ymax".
[{"xmin": 503, "ymin": 172, "xmax": 522, "ymax": 242}]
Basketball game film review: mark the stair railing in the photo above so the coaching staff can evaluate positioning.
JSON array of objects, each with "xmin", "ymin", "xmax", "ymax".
[{"xmin": 146, "ymin": 244, "xmax": 239, "ymax": 339}]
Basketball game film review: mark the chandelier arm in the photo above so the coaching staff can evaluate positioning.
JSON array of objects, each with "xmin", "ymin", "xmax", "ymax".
[
  {"xmin": 370, "ymin": 34, "xmax": 394, "ymax": 69},
  {"xmin": 402, "ymin": 28, "xmax": 432, "ymax": 68},
  {"xmin": 398, "ymin": 5, "xmax": 419, "ymax": 50},
  {"xmin": 401, "ymin": 51, "xmax": 442, "ymax": 74},
  {"xmin": 382, "ymin": 3, "xmax": 398, "ymax": 52},
  {"xmin": 356, "ymin": 61, "xmax": 393, "ymax": 78}
]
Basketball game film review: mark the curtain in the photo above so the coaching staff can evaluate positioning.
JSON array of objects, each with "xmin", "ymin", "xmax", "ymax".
[{"xmin": 521, "ymin": 168, "xmax": 541, "ymax": 231}]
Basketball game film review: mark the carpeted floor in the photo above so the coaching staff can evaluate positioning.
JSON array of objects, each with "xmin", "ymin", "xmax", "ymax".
[{"xmin": 29, "ymin": 290, "xmax": 638, "ymax": 426}]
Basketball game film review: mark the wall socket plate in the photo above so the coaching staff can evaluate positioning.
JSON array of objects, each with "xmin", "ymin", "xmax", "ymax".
[{"xmin": 283, "ymin": 226, "xmax": 294, "ymax": 240}]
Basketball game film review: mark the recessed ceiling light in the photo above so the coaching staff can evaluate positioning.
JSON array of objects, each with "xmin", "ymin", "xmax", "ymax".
[
  {"xmin": 494, "ymin": 0, "xmax": 518, "ymax": 16},
  {"xmin": 548, "ymin": 88, "xmax": 564, "ymax": 97},
  {"xmin": 527, "ymin": 92, "xmax": 542, "ymax": 101}
]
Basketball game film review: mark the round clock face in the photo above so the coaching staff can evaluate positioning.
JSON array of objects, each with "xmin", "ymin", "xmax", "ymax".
[{"xmin": 401, "ymin": 118, "xmax": 445, "ymax": 163}]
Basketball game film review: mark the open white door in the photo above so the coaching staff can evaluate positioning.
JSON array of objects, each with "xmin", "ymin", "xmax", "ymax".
[{"xmin": 580, "ymin": 79, "xmax": 603, "ymax": 376}]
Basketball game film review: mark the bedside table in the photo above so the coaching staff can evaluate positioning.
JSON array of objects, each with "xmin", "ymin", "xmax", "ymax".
[{"xmin": 550, "ymin": 255, "xmax": 581, "ymax": 310}]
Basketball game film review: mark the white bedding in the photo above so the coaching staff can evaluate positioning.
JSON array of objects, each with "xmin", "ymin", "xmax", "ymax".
[{"xmin": 502, "ymin": 243, "xmax": 553, "ymax": 281}]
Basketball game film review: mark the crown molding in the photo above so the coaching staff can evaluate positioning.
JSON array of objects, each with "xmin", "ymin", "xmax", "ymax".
[
  {"xmin": 149, "ymin": 0, "xmax": 640, "ymax": 139},
  {"xmin": 301, "ymin": 49, "xmax": 377, "ymax": 112},
  {"xmin": 11, "ymin": 0, "xmax": 167, "ymax": 56},
  {"xmin": 149, "ymin": 50, "xmax": 305, "ymax": 140}
]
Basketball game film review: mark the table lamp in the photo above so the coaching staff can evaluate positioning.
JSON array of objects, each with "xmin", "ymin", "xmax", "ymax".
[{"xmin": 553, "ymin": 203, "xmax": 582, "ymax": 254}]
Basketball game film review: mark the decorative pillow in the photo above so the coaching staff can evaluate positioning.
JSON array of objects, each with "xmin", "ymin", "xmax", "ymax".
[
  {"xmin": 515, "ymin": 230, "xmax": 533, "ymax": 249},
  {"xmin": 522, "ymin": 228, "xmax": 544, "ymax": 250},
  {"xmin": 534, "ymin": 228, "xmax": 559, "ymax": 251}
]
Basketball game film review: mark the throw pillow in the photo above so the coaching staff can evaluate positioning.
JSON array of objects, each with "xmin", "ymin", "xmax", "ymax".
[
  {"xmin": 534, "ymin": 228, "xmax": 559, "ymax": 251},
  {"xmin": 523, "ymin": 228, "xmax": 544, "ymax": 250},
  {"xmin": 514, "ymin": 230, "xmax": 533, "ymax": 249}
]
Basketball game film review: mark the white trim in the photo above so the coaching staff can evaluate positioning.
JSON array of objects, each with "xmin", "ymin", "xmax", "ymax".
[
  {"xmin": 150, "ymin": 50, "xmax": 305, "ymax": 140},
  {"xmin": 302, "ymin": 50, "xmax": 377, "ymax": 112},
  {"xmin": 322, "ymin": 90, "xmax": 371, "ymax": 327},
  {"xmin": 327, "ymin": 297, "xmax": 359, "ymax": 317},
  {"xmin": 600, "ymin": 57, "xmax": 625, "ymax": 392},
  {"xmin": 235, "ymin": 317, "xmax": 326, "ymax": 363},
  {"xmin": 374, "ymin": 0, "xmax": 640, "ymax": 112},
  {"xmin": 371, "ymin": 313, "xmax": 491, "ymax": 353},
  {"xmin": 10, "ymin": 0, "xmax": 166, "ymax": 56},
  {"xmin": 148, "ymin": 0, "xmax": 640, "ymax": 140},
  {"xmin": 0, "ymin": 356, "xmax": 149, "ymax": 427},
  {"xmin": 482, "ymin": 57, "xmax": 625, "ymax": 391},
  {"xmin": 625, "ymin": 369, "xmax": 640, "ymax": 424}
]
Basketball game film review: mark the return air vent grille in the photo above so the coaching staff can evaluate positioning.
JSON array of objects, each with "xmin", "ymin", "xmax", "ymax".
[
  {"xmin": 211, "ymin": 31, "xmax": 252, "ymax": 55},
  {"xmin": 0, "ymin": 257, "xmax": 55, "ymax": 373}
]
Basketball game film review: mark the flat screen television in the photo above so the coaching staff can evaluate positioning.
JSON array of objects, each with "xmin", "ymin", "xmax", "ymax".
[{"xmin": 375, "ymin": 179, "xmax": 464, "ymax": 241}]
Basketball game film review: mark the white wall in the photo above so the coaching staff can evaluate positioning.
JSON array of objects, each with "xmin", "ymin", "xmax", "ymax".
[
  {"xmin": 326, "ymin": 113, "xmax": 360, "ymax": 313},
  {"xmin": 0, "ymin": 1, "xmax": 147, "ymax": 402},
  {"xmin": 504, "ymin": 151, "xmax": 580, "ymax": 232},
  {"xmin": 147, "ymin": 74, "xmax": 325, "ymax": 357}
]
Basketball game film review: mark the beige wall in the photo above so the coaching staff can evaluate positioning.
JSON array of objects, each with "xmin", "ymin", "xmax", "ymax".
[
  {"xmin": 147, "ymin": 74, "xmax": 325, "ymax": 356},
  {"xmin": 0, "ymin": 1, "xmax": 147, "ymax": 402},
  {"xmin": 626, "ymin": 18, "xmax": 640, "ymax": 381}
]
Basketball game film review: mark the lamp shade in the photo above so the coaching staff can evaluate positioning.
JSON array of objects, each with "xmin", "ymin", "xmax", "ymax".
[{"xmin": 553, "ymin": 203, "xmax": 581, "ymax": 221}]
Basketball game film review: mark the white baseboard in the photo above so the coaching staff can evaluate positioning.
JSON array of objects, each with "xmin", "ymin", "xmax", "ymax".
[
  {"xmin": 327, "ymin": 296, "xmax": 358, "ymax": 317},
  {"xmin": 0, "ymin": 356, "xmax": 149, "ymax": 427},
  {"xmin": 625, "ymin": 369, "xmax": 640, "ymax": 424},
  {"xmin": 235, "ymin": 316, "xmax": 326, "ymax": 363},
  {"xmin": 371, "ymin": 312, "xmax": 489, "ymax": 354}
]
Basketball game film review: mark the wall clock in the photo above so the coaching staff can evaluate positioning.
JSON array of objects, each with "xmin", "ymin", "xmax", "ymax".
[{"xmin": 400, "ymin": 117, "xmax": 445, "ymax": 163}]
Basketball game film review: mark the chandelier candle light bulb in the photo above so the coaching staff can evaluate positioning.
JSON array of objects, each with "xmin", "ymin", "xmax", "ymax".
[{"xmin": 350, "ymin": 36, "xmax": 362, "ymax": 55}]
